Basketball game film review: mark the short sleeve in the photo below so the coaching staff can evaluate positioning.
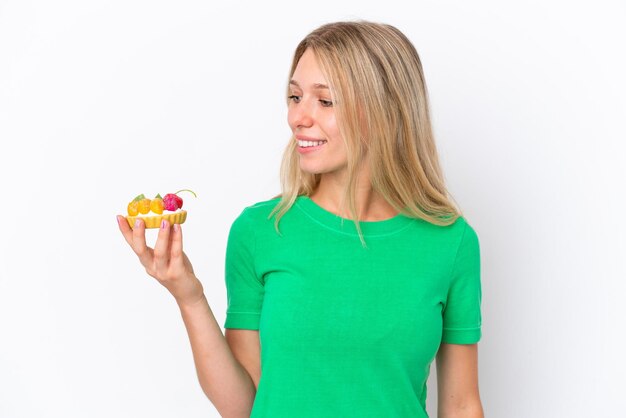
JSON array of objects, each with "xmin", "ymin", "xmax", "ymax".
[
  {"xmin": 441, "ymin": 221, "xmax": 482, "ymax": 344},
  {"xmin": 223, "ymin": 209, "xmax": 264, "ymax": 330}
]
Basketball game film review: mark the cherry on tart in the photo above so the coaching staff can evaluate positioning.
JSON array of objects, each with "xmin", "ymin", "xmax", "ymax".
[{"xmin": 125, "ymin": 189, "xmax": 197, "ymax": 229}]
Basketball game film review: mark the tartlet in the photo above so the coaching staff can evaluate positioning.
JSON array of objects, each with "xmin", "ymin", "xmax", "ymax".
[
  {"xmin": 124, "ymin": 189, "xmax": 196, "ymax": 229},
  {"xmin": 126, "ymin": 210, "xmax": 187, "ymax": 229}
]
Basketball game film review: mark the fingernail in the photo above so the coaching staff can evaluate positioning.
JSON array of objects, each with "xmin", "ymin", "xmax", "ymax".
[
  {"xmin": 173, "ymin": 223, "xmax": 180, "ymax": 232},
  {"xmin": 135, "ymin": 219, "xmax": 141, "ymax": 228},
  {"xmin": 161, "ymin": 220, "xmax": 167, "ymax": 229},
  {"xmin": 116, "ymin": 216, "xmax": 120, "ymax": 225}
]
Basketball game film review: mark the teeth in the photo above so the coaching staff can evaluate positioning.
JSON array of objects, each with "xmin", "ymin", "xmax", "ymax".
[{"xmin": 298, "ymin": 140, "xmax": 327, "ymax": 147}]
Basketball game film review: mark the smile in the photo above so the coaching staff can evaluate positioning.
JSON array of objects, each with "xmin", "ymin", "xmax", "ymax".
[
  {"xmin": 297, "ymin": 140, "xmax": 327, "ymax": 147},
  {"xmin": 296, "ymin": 140, "xmax": 327, "ymax": 154}
]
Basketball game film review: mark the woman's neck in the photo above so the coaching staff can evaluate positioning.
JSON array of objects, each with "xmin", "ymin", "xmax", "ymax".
[{"xmin": 309, "ymin": 171, "xmax": 398, "ymax": 221}]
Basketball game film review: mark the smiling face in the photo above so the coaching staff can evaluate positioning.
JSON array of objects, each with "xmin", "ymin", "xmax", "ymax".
[{"xmin": 287, "ymin": 48, "xmax": 348, "ymax": 177}]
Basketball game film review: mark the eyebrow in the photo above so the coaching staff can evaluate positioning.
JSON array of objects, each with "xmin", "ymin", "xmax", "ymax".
[{"xmin": 289, "ymin": 80, "xmax": 329, "ymax": 90}]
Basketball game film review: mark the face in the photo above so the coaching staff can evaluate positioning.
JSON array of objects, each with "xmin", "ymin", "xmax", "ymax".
[{"xmin": 287, "ymin": 48, "xmax": 348, "ymax": 176}]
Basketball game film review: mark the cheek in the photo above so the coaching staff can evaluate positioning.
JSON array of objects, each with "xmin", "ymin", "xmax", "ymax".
[{"xmin": 325, "ymin": 116, "xmax": 341, "ymax": 141}]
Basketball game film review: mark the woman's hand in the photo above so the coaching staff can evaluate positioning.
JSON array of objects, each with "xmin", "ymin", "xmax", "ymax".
[{"xmin": 116, "ymin": 215, "xmax": 204, "ymax": 307}]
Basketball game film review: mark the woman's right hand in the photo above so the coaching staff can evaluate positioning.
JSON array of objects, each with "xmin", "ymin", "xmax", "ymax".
[{"xmin": 116, "ymin": 215, "xmax": 205, "ymax": 307}]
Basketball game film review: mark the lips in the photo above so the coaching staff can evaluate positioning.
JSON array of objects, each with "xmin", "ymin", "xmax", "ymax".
[
  {"xmin": 296, "ymin": 139, "xmax": 326, "ymax": 154},
  {"xmin": 296, "ymin": 135, "xmax": 325, "ymax": 142}
]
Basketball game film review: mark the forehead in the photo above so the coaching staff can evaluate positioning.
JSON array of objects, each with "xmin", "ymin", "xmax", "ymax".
[{"xmin": 290, "ymin": 48, "xmax": 329, "ymax": 88}]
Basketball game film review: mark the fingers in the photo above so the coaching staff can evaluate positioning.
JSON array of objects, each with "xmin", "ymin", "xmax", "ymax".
[
  {"xmin": 116, "ymin": 215, "xmax": 134, "ymax": 246},
  {"xmin": 117, "ymin": 215, "xmax": 185, "ymax": 279},
  {"xmin": 154, "ymin": 220, "xmax": 172, "ymax": 272},
  {"xmin": 171, "ymin": 223, "xmax": 184, "ymax": 260},
  {"xmin": 130, "ymin": 218, "xmax": 154, "ymax": 267}
]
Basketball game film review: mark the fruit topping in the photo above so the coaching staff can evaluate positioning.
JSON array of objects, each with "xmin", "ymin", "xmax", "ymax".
[
  {"xmin": 163, "ymin": 193, "xmax": 183, "ymax": 211},
  {"xmin": 127, "ymin": 194, "xmax": 147, "ymax": 216},
  {"xmin": 150, "ymin": 193, "xmax": 164, "ymax": 214},
  {"xmin": 163, "ymin": 189, "xmax": 197, "ymax": 211},
  {"xmin": 127, "ymin": 201, "xmax": 138, "ymax": 216},
  {"xmin": 126, "ymin": 189, "xmax": 196, "ymax": 216},
  {"xmin": 137, "ymin": 195, "xmax": 151, "ymax": 214}
]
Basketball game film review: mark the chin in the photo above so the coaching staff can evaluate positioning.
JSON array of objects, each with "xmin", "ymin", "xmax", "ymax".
[
  {"xmin": 299, "ymin": 168, "xmax": 322, "ymax": 176},
  {"xmin": 299, "ymin": 158, "xmax": 347, "ymax": 175},
  {"xmin": 300, "ymin": 166, "xmax": 345, "ymax": 177}
]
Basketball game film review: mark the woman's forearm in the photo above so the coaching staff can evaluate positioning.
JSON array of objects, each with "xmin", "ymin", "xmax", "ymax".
[{"xmin": 178, "ymin": 293, "xmax": 256, "ymax": 418}]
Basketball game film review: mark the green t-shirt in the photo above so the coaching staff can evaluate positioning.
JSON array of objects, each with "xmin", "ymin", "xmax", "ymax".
[{"xmin": 224, "ymin": 195, "xmax": 482, "ymax": 418}]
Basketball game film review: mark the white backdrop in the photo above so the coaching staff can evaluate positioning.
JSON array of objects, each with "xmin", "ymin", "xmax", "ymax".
[{"xmin": 1, "ymin": 1, "xmax": 624, "ymax": 417}]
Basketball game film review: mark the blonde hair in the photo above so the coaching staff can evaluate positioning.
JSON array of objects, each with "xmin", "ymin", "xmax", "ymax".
[{"xmin": 268, "ymin": 20, "xmax": 462, "ymax": 247}]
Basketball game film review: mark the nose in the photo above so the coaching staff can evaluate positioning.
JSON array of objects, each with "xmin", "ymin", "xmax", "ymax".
[{"xmin": 288, "ymin": 99, "xmax": 314, "ymax": 130}]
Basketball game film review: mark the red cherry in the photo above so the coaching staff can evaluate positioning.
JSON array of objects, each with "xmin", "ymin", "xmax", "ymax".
[
  {"xmin": 163, "ymin": 194, "xmax": 181, "ymax": 211},
  {"xmin": 162, "ymin": 189, "xmax": 197, "ymax": 211}
]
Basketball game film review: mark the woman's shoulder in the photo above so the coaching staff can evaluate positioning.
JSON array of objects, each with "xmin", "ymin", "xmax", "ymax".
[
  {"xmin": 444, "ymin": 215, "xmax": 479, "ymax": 249},
  {"xmin": 413, "ymin": 213, "xmax": 479, "ymax": 250},
  {"xmin": 416, "ymin": 211, "xmax": 473, "ymax": 233},
  {"xmin": 233, "ymin": 196, "xmax": 282, "ymax": 223},
  {"xmin": 247, "ymin": 196, "xmax": 283, "ymax": 210}
]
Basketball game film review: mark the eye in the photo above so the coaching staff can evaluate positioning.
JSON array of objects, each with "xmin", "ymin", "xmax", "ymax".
[
  {"xmin": 319, "ymin": 99, "xmax": 333, "ymax": 107},
  {"xmin": 288, "ymin": 95, "xmax": 301, "ymax": 103}
]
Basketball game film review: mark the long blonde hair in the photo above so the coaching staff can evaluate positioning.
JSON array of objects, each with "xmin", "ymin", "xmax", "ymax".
[{"xmin": 269, "ymin": 20, "xmax": 462, "ymax": 246}]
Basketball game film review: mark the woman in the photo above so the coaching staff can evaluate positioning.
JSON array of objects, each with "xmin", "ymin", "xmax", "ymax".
[{"xmin": 117, "ymin": 20, "xmax": 484, "ymax": 418}]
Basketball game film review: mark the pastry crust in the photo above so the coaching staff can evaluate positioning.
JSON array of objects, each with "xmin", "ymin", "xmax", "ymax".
[{"xmin": 126, "ymin": 210, "xmax": 187, "ymax": 229}]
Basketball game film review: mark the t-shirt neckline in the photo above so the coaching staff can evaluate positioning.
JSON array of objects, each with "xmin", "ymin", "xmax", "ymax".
[{"xmin": 294, "ymin": 195, "xmax": 415, "ymax": 237}]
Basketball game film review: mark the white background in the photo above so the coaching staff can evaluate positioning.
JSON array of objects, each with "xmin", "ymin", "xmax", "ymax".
[{"xmin": 1, "ymin": 1, "xmax": 624, "ymax": 417}]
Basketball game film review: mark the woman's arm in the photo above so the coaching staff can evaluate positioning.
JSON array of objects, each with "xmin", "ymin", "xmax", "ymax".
[
  {"xmin": 117, "ymin": 218, "xmax": 256, "ymax": 418},
  {"xmin": 436, "ymin": 343, "xmax": 484, "ymax": 418},
  {"xmin": 178, "ymin": 295, "xmax": 257, "ymax": 418}
]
